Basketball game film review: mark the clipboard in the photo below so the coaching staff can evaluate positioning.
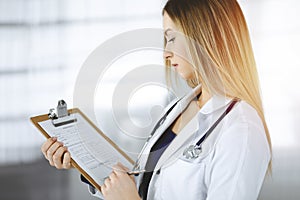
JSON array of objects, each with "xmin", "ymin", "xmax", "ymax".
[{"xmin": 30, "ymin": 100, "xmax": 134, "ymax": 192}]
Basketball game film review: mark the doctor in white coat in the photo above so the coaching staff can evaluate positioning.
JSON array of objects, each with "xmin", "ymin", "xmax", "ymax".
[{"xmin": 41, "ymin": 0, "xmax": 272, "ymax": 199}]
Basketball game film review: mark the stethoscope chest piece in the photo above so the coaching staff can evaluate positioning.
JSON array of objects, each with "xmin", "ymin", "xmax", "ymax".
[{"xmin": 183, "ymin": 145, "xmax": 202, "ymax": 159}]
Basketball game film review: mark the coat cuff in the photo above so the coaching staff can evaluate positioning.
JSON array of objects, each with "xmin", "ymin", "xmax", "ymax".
[{"xmin": 80, "ymin": 174, "xmax": 104, "ymax": 199}]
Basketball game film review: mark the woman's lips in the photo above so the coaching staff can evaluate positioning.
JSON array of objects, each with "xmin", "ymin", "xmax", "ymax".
[{"xmin": 172, "ymin": 64, "xmax": 178, "ymax": 68}]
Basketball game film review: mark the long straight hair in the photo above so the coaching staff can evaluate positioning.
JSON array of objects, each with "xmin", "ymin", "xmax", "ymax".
[{"xmin": 163, "ymin": 0, "xmax": 272, "ymax": 170}]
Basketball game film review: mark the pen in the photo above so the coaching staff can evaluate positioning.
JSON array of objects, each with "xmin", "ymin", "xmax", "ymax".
[
  {"xmin": 102, "ymin": 169, "xmax": 146, "ymax": 180},
  {"xmin": 126, "ymin": 169, "xmax": 146, "ymax": 175}
]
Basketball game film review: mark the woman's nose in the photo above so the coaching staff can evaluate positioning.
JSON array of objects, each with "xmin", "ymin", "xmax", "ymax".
[{"xmin": 163, "ymin": 49, "xmax": 173, "ymax": 60}]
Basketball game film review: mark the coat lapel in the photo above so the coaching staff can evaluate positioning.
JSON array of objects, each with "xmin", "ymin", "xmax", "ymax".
[
  {"xmin": 136, "ymin": 85, "xmax": 202, "ymax": 174},
  {"xmin": 154, "ymin": 114, "xmax": 201, "ymax": 171},
  {"xmin": 154, "ymin": 94, "xmax": 233, "ymax": 171}
]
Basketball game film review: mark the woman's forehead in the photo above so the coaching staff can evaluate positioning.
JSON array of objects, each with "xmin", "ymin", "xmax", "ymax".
[{"xmin": 163, "ymin": 13, "xmax": 177, "ymax": 31}]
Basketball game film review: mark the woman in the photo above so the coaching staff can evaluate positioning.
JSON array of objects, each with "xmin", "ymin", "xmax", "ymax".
[{"xmin": 41, "ymin": 0, "xmax": 272, "ymax": 199}]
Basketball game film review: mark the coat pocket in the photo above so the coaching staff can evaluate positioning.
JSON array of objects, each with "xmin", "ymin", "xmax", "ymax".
[{"xmin": 159, "ymin": 158, "xmax": 207, "ymax": 200}]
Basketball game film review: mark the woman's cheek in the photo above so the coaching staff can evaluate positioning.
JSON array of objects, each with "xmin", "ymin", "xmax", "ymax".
[{"xmin": 177, "ymin": 64, "xmax": 194, "ymax": 80}]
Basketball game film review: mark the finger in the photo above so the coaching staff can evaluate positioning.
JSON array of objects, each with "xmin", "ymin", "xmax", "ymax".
[
  {"xmin": 41, "ymin": 137, "xmax": 57, "ymax": 157},
  {"xmin": 53, "ymin": 146, "xmax": 67, "ymax": 169},
  {"xmin": 104, "ymin": 177, "xmax": 111, "ymax": 189},
  {"xmin": 113, "ymin": 163, "xmax": 135, "ymax": 182},
  {"xmin": 117, "ymin": 162, "xmax": 129, "ymax": 171},
  {"xmin": 113, "ymin": 163, "xmax": 128, "ymax": 175},
  {"xmin": 112, "ymin": 164, "xmax": 123, "ymax": 175},
  {"xmin": 108, "ymin": 171, "xmax": 117, "ymax": 183},
  {"xmin": 101, "ymin": 184, "xmax": 107, "ymax": 196},
  {"xmin": 46, "ymin": 141, "xmax": 63, "ymax": 166},
  {"xmin": 62, "ymin": 151, "xmax": 72, "ymax": 169}
]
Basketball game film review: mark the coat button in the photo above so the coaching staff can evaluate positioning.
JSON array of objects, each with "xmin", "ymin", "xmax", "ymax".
[{"xmin": 156, "ymin": 169, "xmax": 161, "ymax": 175}]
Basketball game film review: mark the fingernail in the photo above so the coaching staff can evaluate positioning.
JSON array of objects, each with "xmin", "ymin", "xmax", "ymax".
[{"xmin": 51, "ymin": 137, "xmax": 57, "ymax": 141}]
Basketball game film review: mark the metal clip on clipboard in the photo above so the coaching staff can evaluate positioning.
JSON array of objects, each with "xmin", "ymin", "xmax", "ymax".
[{"xmin": 48, "ymin": 100, "xmax": 77, "ymax": 127}]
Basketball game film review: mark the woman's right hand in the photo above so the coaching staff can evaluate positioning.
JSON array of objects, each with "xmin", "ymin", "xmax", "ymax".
[{"xmin": 41, "ymin": 137, "xmax": 73, "ymax": 169}]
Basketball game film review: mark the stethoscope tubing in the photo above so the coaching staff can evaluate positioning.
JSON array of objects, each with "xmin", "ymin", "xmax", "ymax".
[{"xmin": 132, "ymin": 98, "xmax": 181, "ymax": 171}]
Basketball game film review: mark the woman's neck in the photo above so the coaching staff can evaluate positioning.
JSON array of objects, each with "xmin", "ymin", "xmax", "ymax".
[{"xmin": 197, "ymin": 87, "xmax": 211, "ymax": 108}]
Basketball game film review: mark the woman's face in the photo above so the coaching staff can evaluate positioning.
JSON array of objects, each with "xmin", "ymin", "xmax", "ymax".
[{"xmin": 163, "ymin": 12, "xmax": 195, "ymax": 80}]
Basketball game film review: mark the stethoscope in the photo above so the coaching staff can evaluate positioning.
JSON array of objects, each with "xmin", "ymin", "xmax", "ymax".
[
  {"xmin": 129, "ymin": 98, "xmax": 181, "ymax": 175},
  {"xmin": 182, "ymin": 98, "xmax": 239, "ymax": 159},
  {"xmin": 129, "ymin": 96, "xmax": 239, "ymax": 175}
]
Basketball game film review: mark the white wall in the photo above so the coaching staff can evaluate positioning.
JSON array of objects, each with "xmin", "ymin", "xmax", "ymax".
[{"xmin": 239, "ymin": 0, "xmax": 300, "ymax": 199}]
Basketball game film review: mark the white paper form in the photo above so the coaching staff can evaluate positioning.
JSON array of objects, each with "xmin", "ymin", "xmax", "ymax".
[{"xmin": 38, "ymin": 113, "xmax": 133, "ymax": 186}]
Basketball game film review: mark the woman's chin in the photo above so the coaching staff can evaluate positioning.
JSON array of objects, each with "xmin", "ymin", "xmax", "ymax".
[{"xmin": 178, "ymin": 73, "xmax": 193, "ymax": 80}]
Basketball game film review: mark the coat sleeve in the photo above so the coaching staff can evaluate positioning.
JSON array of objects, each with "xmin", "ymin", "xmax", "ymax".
[
  {"xmin": 80, "ymin": 174, "xmax": 104, "ymax": 199},
  {"xmin": 205, "ymin": 121, "xmax": 271, "ymax": 200}
]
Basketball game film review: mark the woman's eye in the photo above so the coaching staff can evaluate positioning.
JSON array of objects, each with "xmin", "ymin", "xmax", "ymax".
[{"xmin": 168, "ymin": 37, "xmax": 175, "ymax": 43}]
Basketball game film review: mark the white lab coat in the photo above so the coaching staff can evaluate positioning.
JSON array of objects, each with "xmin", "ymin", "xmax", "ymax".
[{"xmin": 89, "ymin": 85, "xmax": 271, "ymax": 200}]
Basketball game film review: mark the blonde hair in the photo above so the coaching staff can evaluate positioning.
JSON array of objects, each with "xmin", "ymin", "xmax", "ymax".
[{"xmin": 163, "ymin": 0, "xmax": 272, "ymax": 171}]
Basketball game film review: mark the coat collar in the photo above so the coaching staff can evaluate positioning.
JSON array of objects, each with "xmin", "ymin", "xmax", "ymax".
[
  {"xmin": 137, "ymin": 85, "xmax": 233, "ymax": 171},
  {"xmin": 176, "ymin": 84, "xmax": 202, "ymax": 113},
  {"xmin": 153, "ymin": 87, "xmax": 233, "ymax": 171},
  {"xmin": 199, "ymin": 94, "xmax": 232, "ymax": 115},
  {"xmin": 135, "ymin": 85, "xmax": 202, "ymax": 172},
  {"xmin": 143, "ymin": 85, "xmax": 201, "ymax": 151},
  {"xmin": 180, "ymin": 85, "xmax": 232, "ymax": 115}
]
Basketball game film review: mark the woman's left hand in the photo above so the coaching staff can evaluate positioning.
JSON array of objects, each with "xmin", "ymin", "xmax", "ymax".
[{"xmin": 101, "ymin": 162, "xmax": 141, "ymax": 200}]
